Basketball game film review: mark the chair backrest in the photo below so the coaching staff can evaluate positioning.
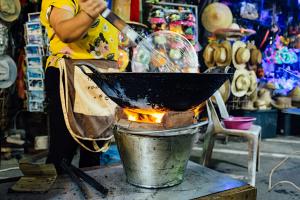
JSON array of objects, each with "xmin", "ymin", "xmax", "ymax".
[
  {"xmin": 206, "ymin": 98, "xmax": 224, "ymax": 132},
  {"xmin": 213, "ymin": 91, "xmax": 230, "ymax": 119}
]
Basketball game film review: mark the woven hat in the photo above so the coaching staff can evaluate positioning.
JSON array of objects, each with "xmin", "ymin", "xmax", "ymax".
[
  {"xmin": 271, "ymin": 97, "xmax": 294, "ymax": 109},
  {"xmin": 232, "ymin": 41, "xmax": 250, "ymax": 69},
  {"xmin": 203, "ymin": 42, "xmax": 218, "ymax": 68},
  {"xmin": 201, "ymin": 3, "xmax": 233, "ymax": 33},
  {"xmin": 248, "ymin": 43, "xmax": 262, "ymax": 72},
  {"xmin": 0, "ymin": 0, "xmax": 21, "ymax": 22},
  {"xmin": 289, "ymin": 86, "xmax": 300, "ymax": 102},
  {"xmin": 231, "ymin": 68, "xmax": 251, "ymax": 97},
  {"xmin": 254, "ymin": 88, "xmax": 272, "ymax": 110},
  {"xmin": 214, "ymin": 41, "xmax": 232, "ymax": 67},
  {"xmin": 212, "ymin": 80, "xmax": 231, "ymax": 103},
  {"xmin": 213, "ymin": 23, "xmax": 256, "ymax": 40},
  {"xmin": 0, "ymin": 55, "xmax": 17, "ymax": 88},
  {"xmin": 246, "ymin": 70, "xmax": 257, "ymax": 95}
]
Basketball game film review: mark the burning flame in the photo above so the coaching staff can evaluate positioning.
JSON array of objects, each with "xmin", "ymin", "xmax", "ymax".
[
  {"xmin": 123, "ymin": 108, "xmax": 166, "ymax": 124},
  {"xmin": 123, "ymin": 102, "xmax": 206, "ymax": 124}
]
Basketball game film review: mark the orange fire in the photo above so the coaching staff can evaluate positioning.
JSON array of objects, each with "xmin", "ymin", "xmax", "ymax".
[
  {"xmin": 123, "ymin": 108, "xmax": 166, "ymax": 123},
  {"xmin": 123, "ymin": 102, "xmax": 206, "ymax": 124}
]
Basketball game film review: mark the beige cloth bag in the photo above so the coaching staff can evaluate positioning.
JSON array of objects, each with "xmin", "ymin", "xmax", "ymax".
[{"xmin": 58, "ymin": 58, "xmax": 118, "ymax": 152}]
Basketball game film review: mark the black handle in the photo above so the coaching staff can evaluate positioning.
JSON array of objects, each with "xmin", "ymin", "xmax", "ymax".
[
  {"xmin": 70, "ymin": 165, "xmax": 108, "ymax": 197},
  {"xmin": 60, "ymin": 160, "xmax": 91, "ymax": 199}
]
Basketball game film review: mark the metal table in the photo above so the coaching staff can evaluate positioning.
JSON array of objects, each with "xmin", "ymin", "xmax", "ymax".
[{"xmin": 0, "ymin": 161, "xmax": 256, "ymax": 200}]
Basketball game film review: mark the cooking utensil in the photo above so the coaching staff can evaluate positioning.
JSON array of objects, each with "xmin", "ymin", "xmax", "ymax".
[
  {"xmin": 77, "ymin": 63, "xmax": 231, "ymax": 111},
  {"xmin": 223, "ymin": 117, "xmax": 256, "ymax": 130},
  {"xmin": 100, "ymin": 8, "xmax": 198, "ymax": 72}
]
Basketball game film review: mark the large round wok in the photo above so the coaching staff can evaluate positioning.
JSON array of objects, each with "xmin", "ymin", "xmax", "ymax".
[{"xmin": 78, "ymin": 64, "xmax": 231, "ymax": 111}]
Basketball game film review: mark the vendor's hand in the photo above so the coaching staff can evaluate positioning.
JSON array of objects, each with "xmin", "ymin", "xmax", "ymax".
[{"xmin": 79, "ymin": 0, "xmax": 107, "ymax": 20}]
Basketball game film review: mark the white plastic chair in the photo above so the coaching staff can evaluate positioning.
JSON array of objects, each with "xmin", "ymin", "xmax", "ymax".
[{"xmin": 201, "ymin": 91, "xmax": 261, "ymax": 186}]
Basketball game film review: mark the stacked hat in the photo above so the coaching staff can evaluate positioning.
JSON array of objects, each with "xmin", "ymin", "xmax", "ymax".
[
  {"xmin": 232, "ymin": 41, "xmax": 251, "ymax": 69},
  {"xmin": 231, "ymin": 68, "xmax": 257, "ymax": 97},
  {"xmin": 247, "ymin": 42, "xmax": 262, "ymax": 72},
  {"xmin": 253, "ymin": 88, "xmax": 273, "ymax": 110},
  {"xmin": 214, "ymin": 41, "xmax": 232, "ymax": 67}
]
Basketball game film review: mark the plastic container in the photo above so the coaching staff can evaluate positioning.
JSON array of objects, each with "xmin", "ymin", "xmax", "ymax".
[{"xmin": 223, "ymin": 117, "xmax": 256, "ymax": 130}]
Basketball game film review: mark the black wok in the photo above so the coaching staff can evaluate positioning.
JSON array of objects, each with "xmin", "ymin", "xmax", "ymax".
[{"xmin": 78, "ymin": 64, "xmax": 231, "ymax": 111}]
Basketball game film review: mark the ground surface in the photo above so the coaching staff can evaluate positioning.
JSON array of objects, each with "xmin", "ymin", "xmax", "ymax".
[{"xmin": 1, "ymin": 136, "xmax": 300, "ymax": 200}]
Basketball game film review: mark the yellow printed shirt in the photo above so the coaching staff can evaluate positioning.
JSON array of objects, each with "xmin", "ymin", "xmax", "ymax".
[{"xmin": 40, "ymin": 0, "xmax": 119, "ymax": 66}]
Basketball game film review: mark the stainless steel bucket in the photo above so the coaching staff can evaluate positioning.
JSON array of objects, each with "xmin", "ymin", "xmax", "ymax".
[{"xmin": 114, "ymin": 123, "xmax": 204, "ymax": 188}]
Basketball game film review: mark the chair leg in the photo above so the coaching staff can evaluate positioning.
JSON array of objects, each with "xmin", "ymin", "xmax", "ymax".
[
  {"xmin": 248, "ymin": 137, "xmax": 258, "ymax": 186},
  {"xmin": 256, "ymin": 133, "xmax": 261, "ymax": 172},
  {"xmin": 201, "ymin": 132, "xmax": 216, "ymax": 167}
]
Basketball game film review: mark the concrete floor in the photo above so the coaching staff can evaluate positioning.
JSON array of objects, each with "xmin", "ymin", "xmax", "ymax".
[
  {"xmin": 1, "ymin": 136, "xmax": 300, "ymax": 199},
  {"xmin": 191, "ymin": 136, "xmax": 300, "ymax": 200}
]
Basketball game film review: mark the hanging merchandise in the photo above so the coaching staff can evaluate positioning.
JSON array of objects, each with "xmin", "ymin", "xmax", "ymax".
[
  {"xmin": 24, "ymin": 12, "xmax": 47, "ymax": 112},
  {"xmin": 231, "ymin": 68, "xmax": 251, "ymax": 97},
  {"xmin": 214, "ymin": 41, "xmax": 232, "ymax": 67},
  {"xmin": 0, "ymin": 22, "xmax": 8, "ymax": 55},
  {"xmin": 203, "ymin": 42, "xmax": 218, "ymax": 68},
  {"xmin": 201, "ymin": 2, "xmax": 233, "ymax": 33},
  {"xmin": 232, "ymin": 40, "xmax": 251, "ymax": 69},
  {"xmin": 0, "ymin": 0, "xmax": 21, "ymax": 22},
  {"xmin": 149, "ymin": 7, "xmax": 167, "ymax": 32},
  {"xmin": 247, "ymin": 42, "xmax": 262, "ymax": 72},
  {"xmin": 213, "ymin": 23, "xmax": 256, "ymax": 40},
  {"xmin": 0, "ymin": 55, "xmax": 17, "ymax": 89},
  {"xmin": 147, "ymin": 3, "xmax": 199, "ymax": 49},
  {"xmin": 240, "ymin": 2, "xmax": 259, "ymax": 20}
]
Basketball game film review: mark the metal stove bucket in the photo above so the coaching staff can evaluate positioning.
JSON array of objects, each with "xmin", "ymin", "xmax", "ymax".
[{"xmin": 114, "ymin": 122, "xmax": 205, "ymax": 188}]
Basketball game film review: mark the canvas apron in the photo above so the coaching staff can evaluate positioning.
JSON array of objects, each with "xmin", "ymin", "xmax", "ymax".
[{"xmin": 57, "ymin": 58, "xmax": 118, "ymax": 152}]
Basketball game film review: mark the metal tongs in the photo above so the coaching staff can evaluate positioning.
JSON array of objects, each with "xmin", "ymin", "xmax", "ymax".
[{"xmin": 60, "ymin": 159, "xmax": 108, "ymax": 199}]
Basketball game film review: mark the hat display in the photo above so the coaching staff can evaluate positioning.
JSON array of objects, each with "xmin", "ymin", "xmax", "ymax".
[
  {"xmin": 246, "ymin": 70, "xmax": 257, "ymax": 95},
  {"xmin": 213, "ymin": 23, "xmax": 256, "ymax": 40},
  {"xmin": 289, "ymin": 86, "xmax": 300, "ymax": 102},
  {"xmin": 271, "ymin": 97, "xmax": 294, "ymax": 109},
  {"xmin": 0, "ymin": 0, "xmax": 21, "ymax": 22},
  {"xmin": 253, "ymin": 88, "xmax": 272, "ymax": 110},
  {"xmin": 201, "ymin": 3, "xmax": 233, "ymax": 33},
  {"xmin": 203, "ymin": 42, "xmax": 218, "ymax": 68},
  {"xmin": 232, "ymin": 41, "xmax": 250, "ymax": 69},
  {"xmin": 0, "ymin": 55, "xmax": 17, "ymax": 89},
  {"xmin": 231, "ymin": 68, "xmax": 251, "ymax": 97},
  {"xmin": 214, "ymin": 41, "xmax": 232, "ymax": 67},
  {"xmin": 248, "ymin": 43, "xmax": 262, "ymax": 72}
]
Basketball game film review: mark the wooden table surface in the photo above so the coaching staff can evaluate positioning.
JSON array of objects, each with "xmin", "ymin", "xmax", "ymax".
[{"xmin": 0, "ymin": 161, "xmax": 256, "ymax": 200}]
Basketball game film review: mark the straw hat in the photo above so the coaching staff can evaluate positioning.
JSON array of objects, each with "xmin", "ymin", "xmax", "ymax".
[
  {"xmin": 201, "ymin": 3, "xmax": 233, "ymax": 33},
  {"xmin": 289, "ymin": 86, "xmax": 300, "ymax": 102},
  {"xmin": 214, "ymin": 41, "xmax": 232, "ymax": 67},
  {"xmin": 203, "ymin": 42, "xmax": 218, "ymax": 68},
  {"xmin": 231, "ymin": 69, "xmax": 251, "ymax": 97},
  {"xmin": 0, "ymin": 0, "xmax": 21, "ymax": 22},
  {"xmin": 212, "ymin": 80, "xmax": 231, "ymax": 103},
  {"xmin": 254, "ymin": 88, "xmax": 272, "ymax": 110},
  {"xmin": 232, "ymin": 41, "xmax": 250, "ymax": 69},
  {"xmin": 246, "ymin": 70, "xmax": 257, "ymax": 95},
  {"xmin": 248, "ymin": 43, "xmax": 262, "ymax": 72},
  {"xmin": 213, "ymin": 23, "xmax": 256, "ymax": 40},
  {"xmin": 271, "ymin": 97, "xmax": 294, "ymax": 109},
  {"xmin": 0, "ymin": 55, "xmax": 17, "ymax": 88}
]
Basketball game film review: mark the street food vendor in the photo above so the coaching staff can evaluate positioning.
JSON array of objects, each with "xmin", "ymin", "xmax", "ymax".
[{"xmin": 40, "ymin": 0, "xmax": 119, "ymax": 172}]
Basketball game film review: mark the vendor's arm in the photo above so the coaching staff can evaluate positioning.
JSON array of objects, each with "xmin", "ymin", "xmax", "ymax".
[{"xmin": 49, "ymin": 0, "xmax": 106, "ymax": 43}]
